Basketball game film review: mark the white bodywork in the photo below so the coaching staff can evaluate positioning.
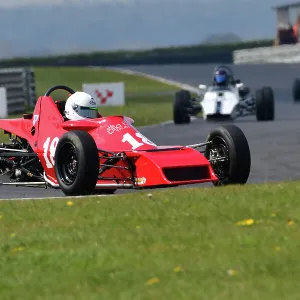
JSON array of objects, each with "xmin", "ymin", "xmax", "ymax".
[{"xmin": 198, "ymin": 84, "xmax": 243, "ymax": 120}]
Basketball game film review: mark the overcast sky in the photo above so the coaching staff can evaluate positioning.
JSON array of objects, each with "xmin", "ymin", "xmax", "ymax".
[
  {"xmin": 0, "ymin": 0, "xmax": 139, "ymax": 6},
  {"xmin": 0, "ymin": 0, "xmax": 288, "ymax": 8},
  {"xmin": 0, "ymin": 0, "xmax": 288, "ymax": 58},
  {"xmin": 0, "ymin": 0, "xmax": 280, "ymax": 7},
  {"xmin": 0, "ymin": 0, "xmax": 93, "ymax": 7}
]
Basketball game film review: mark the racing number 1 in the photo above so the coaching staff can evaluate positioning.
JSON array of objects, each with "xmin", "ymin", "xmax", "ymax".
[
  {"xmin": 122, "ymin": 133, "xmax": 156, "ymax": 150},
  {"xmin": 43, "ymin": 137, "xmax": 59, "ymax": 168}
]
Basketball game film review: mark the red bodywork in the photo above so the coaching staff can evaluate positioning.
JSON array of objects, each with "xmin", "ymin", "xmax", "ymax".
[{"xmin": 0, "ymin": 96, "xmax": 219, "ymax": 189}]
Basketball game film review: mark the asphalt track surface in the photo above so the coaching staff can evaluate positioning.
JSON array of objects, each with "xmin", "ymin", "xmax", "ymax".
[{"xmin": 2, "ymin": 63, "xmax": 300, "ymax": 199}]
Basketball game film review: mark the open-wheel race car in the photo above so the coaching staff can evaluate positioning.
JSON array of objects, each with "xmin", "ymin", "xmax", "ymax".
[
  {"xmin": 173, "ymin": 65, "xmax": 275, "ymax": 124},
  {"xmin": 0, "ymin": 85, "xmax": 251, "ymax": 196}
]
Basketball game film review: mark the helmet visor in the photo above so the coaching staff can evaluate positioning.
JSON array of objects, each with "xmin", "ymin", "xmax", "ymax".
[
  {"xmin": 215, "ymin": 74, "xmax": 226, "ymax": 83},
  {"xmin": 73, "ymin": 104, "xmax": 98, "ymax": 118}
]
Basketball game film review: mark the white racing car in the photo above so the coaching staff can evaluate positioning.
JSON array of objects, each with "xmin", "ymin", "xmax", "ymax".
[{"xmin": 173, "ymin": 65, "xmax": 275, "ymax": 124}]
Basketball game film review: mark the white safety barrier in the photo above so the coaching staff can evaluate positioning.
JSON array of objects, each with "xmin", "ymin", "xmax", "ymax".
[
  {"xmin": 0, "ymin": 87, "xmax": 7, "ymax": 118},
  {"xmin": 233, "ymin": 44, "xmax": 300, "ymax": 64},
  {"xmin": 83, "ymin": 82, "xmax": 125, "ymax": 106}
]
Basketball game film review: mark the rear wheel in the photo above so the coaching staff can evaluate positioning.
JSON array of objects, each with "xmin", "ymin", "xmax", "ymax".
[
  {"xmin": 205, "ymin": 124, "xmax": 251, "ymax": 186},
  {"xmin": 173, "ymin": 90, "xmax": 191, "ymax": 124},
  {"xmin": 255, "ymin": 86, "xmax": 274, "ymax": 121},
  {"xmin": 54, "ymin": 130, "xmax": 99, "ymax": 196},
  {"xmin": 292, "ymin": 77, "xmax": 300, "ymax": 102}
]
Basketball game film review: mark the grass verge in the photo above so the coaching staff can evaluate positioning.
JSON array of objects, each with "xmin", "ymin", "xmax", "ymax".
[
  {"xmin": 0, "ymin": 67, "xmax": 183, "ymax": 141},
  {"xmin": 1, "ymin": 181, "xmax": 300, "ymax": 299},
  {"xmin": 34, "ymin": 66, "xmax": 179, "ymax": 126},
  {"xmin": 3, "ymin": 67, "xmax": 182, "ymax": 128}
]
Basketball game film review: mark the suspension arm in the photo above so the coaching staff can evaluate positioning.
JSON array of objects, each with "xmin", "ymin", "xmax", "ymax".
[{"xmin": 186, "ymin": 141, "xmax": 212, "ymax": 149}]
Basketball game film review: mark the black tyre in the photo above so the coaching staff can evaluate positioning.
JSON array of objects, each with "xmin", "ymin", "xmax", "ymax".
[
  {"xmin": 292, "ymin": 77, "xmax": 300, "ymax": 102},
  {"xmin": 173, "ymin": 90, "xmax": 191, "ymax": 124},
  {"xmin": 205, "ymin": 124, "xmax": 251, "ymax": 186},
  {"xmin": 255, "ymin": 86, "xmax": 275, "ymax": 121},
  {"xmin": 54, "ymin": 130, "xmax": 99, "ymax": 196}
]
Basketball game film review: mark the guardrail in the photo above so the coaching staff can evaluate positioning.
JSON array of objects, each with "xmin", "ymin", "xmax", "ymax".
[
  {"xmin": 0, "ymin": 68, "xmax": 36, "ymax": 115},
  {"xmin": 233, "ymin": 44, "xmax": 300, "ymax": 64}
]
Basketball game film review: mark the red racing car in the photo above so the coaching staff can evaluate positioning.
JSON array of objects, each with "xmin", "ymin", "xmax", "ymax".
[{"xmin": 0, "ymin": 85, "xmax": 251, "ymax": 196}]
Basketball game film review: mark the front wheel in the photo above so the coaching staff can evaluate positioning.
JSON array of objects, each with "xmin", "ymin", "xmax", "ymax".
[
  {"xmin": 173, "ymin": 90, "xmax": 191, "ymax": 124},
  {"xmin": 205, "ymin": 124, "xmax": 251, "ymax": 186},
  {"xmin": 54, "ymin": 130, "xmax": 99, "ymax": 196}
]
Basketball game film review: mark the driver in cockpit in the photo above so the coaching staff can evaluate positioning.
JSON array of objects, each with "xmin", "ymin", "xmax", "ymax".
[
  {"xmin": 64, "ymin": 92, "xmax": 99, "ymax": 121},
  {"xmin": 213, "ymin": 67, "xmax": 235, "ymax": 87},
  {"xmin": 212, "ymin": 66, "xmax": 250, "ymax": 98}
]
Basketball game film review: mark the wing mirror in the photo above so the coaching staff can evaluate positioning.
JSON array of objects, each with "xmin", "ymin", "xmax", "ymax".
[{"xmin": 198, "ymin": 84, "xmax": 207, "ymax": 90}]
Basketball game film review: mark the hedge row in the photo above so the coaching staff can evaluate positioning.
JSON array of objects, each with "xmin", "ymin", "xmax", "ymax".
[{"xmin": 0, "ymin": 39, "xmax": 273, "ymax": 67}]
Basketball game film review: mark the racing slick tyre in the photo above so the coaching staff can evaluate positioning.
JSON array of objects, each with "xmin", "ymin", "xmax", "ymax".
[
  {"xmin": 255, "ymin": 86, "xmax": 274, "ymax": 121},
  {"xmin": 173, "ymin": 90, "xmax": 191, "ymax": 124},
  {"xmin": 54, "ymin": 130, "xmax": 101, "ymax": 196},
  {"xmin": 205, "ymin": 124, "xmax": 251, "ymax": 186},
  {"xmin": 292, "ymin": 77, "xmax": 300, "ymax": 102}
]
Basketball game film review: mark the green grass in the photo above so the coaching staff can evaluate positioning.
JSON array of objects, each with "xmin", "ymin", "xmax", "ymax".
[
  {"xmin": 33, "ymin": 66, "xmax": 179, "ymax": 127},
  {"xmin": 34, "ymin": 67, "xmax": 178, "ymax": 96},
  {"xmin": 1, "ymin": 181, "xmax": 300, "ymax": 299}
]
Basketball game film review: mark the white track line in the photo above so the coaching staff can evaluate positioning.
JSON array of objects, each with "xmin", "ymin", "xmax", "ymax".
[
  {"xmin": 105, "ymin": 67, "xmax": 200, "ymax": 94},
  {"xmin": 98, "ymin": 66, "xmax": 200, "ymax": 129}
]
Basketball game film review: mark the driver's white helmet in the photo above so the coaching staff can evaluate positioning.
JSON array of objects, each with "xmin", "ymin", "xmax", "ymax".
[{"xmin": 64, "ymin": 92, "xmax": 98, "ymax": 120}]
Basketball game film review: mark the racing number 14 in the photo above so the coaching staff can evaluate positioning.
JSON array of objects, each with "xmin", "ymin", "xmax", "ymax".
[
  {"xmin": 43, "ymin": 137, "xmax": 59, "ymax": 168},
  {"xmin": 122, "ymin": 133, "xmax": 156, "ymax": 150}
]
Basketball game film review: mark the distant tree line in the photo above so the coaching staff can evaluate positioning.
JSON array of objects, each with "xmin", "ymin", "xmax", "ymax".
[{"xmin": 0, "ymin": 39, "xmax": 273, "ymax": 67}]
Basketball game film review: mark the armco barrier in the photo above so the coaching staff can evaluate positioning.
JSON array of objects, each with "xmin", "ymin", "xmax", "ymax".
[
  {"xmin": 233, "ymin": 44, "xmax": 300, "ymax": 64},
  {"xmin": 0, "ymin": 68, "xmax": 36, "ymax": 114}
]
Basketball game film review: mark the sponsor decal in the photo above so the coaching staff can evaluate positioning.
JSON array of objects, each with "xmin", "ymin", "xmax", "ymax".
[
  {"xmin": 89, "ymin": 98, "xmax": 97, "ymax": 105},
  {"xmin": 107, "ymin": 122, "xmax": 130, "ymax": 135},
  {"xmin": 95, "ymin": 89, "xmax": 114, "ymax": 104},
  {"xmin": 33, "ymin": 114, "xmax": 39, "ymax": 126},
  {"xmin": 135, "ymin": 177, "xmax": 147, "ymax": 185}
]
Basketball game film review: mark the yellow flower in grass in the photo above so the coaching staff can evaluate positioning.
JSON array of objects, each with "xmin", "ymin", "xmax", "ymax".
[
  {"xmin": 274, "ymin": 246, "xmax": 281, "ymax": 251},
  {"xmin": 271, "ymin": 213, "xmax": 276, "ymax": 217},
  {"xmin": 287, "ymin": 220, "xmax": 295, "ymax": 226},
  {"xmin": 173, "ymin": 266, "xmax": 182, "ymax": 273},
  {"xmin": 146, "ymin": 277, "xmax": 160, "ymax": 286},
  {"xmin": 11, "ymin": 246, "xmax": 25, "ymax": 253},
  {"xmin": 236, "ymin": 218, "xmax": 255, "ymax": 226},
  {"xmin": 67, "ymin": 201, "xmax": 74, "ymax": 206},
  {"xmin": 227, "ymin": 269, "xmax": 237, "ymax": 276}
]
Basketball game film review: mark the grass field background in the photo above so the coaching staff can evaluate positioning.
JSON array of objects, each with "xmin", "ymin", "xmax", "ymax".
[
  {"xmin": 32, "ymin": 67, "xmax": 181, "ymax": 127},
  {"xmin": 1, "ymin": 66, "xmax": 184, "ymax": 142},
  {"xmin": 1, "ymin": 181, "xmax": 300, "ymax": 299}
]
